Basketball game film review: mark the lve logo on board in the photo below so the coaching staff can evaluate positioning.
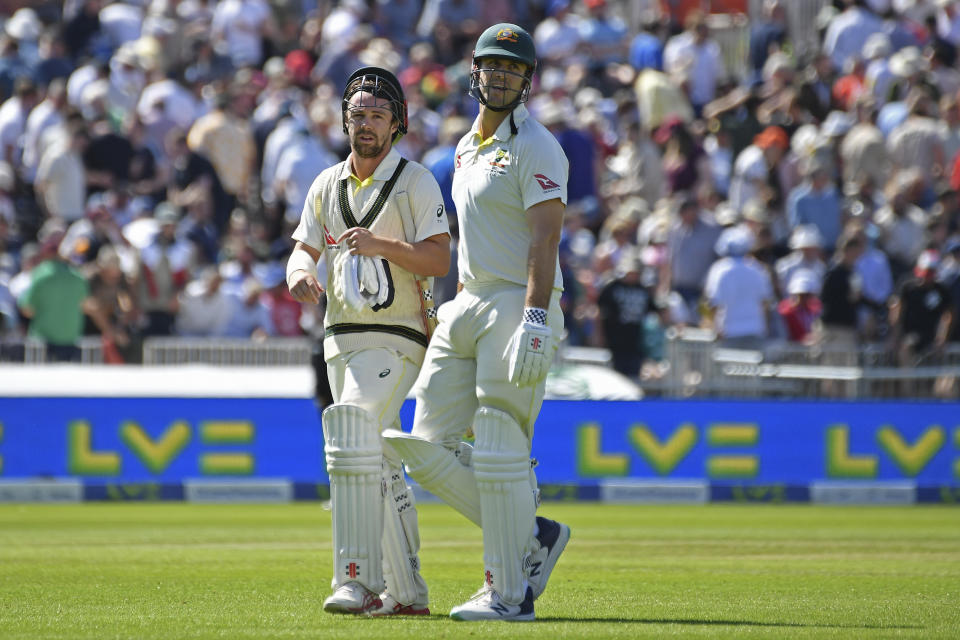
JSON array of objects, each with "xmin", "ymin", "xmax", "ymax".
[
  {"xmin": 577, "ymin": 422, "xmax": 959, "ymax": 480},
  {"xmin": 65, "ymin": 420, "xmax": 255, "ymax": 476}
]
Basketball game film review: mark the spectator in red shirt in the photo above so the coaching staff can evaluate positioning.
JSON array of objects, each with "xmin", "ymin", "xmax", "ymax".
[
  {"xmin": 778, "ymin": 268, "xmax": 823, "ymax": 344},
  {"xmin": 256, "ymin": 261, "xmax": 302, "ymax": 336},
  {"xmin": 832, "ymin": 56, "xmax": 867, "ymax": 112}
]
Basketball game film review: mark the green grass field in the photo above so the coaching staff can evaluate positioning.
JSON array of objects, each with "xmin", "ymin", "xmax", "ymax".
[{"xmin": 1, "ymin": 503, "xmax": 958, "ymax": 639}]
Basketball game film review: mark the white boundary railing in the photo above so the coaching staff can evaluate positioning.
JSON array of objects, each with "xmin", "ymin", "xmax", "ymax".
[{"xmin": 2, "ymin": 334, "xmax": 959, "ymax": 400}]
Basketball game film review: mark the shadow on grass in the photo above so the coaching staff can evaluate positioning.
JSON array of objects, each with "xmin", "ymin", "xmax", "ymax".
[
  {"xmin": 529, "ymin": 617, "xmax": 924, "ymax": 630},
  {"xmin": 396, "ymin": 614, "xmax": 921, "ymax": 630}
]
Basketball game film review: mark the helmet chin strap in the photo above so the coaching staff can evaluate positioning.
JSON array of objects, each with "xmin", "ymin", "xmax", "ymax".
[
  {"xmin": 469, "ymin": 70, "xmax": 531, "ymax": 118},
  {"xmin": 472, "ymin": 97, "xmax": 519, "ymax": 135}
]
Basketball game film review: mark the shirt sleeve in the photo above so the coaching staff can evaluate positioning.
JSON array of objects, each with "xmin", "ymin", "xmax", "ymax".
[
  {"xmin": 704, "ymin": 263, "xmax": 721, "ymax": 304},
  {"xmin": 17, "ymin": 275, "xmax": 36, "ymax": 310},
  {"xmin": 519, "ymin": 130, "xmax": 568, "ymax": 211},
  {"xmin": 408, "ymin": 168, "xmax": 450, "ymax": 242},
  {"xmin": 290, "ymin": 178, "xmax": 326, "ymax": 255}
]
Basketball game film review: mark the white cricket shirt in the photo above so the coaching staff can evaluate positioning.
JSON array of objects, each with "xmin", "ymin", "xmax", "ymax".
[
  {"xmin": 452, "ymin": 103, "xmax": 568, "ymax": 290},
  {"xmin": 292, "ymin": 147, "xmax": 449, "ymax": 362}
]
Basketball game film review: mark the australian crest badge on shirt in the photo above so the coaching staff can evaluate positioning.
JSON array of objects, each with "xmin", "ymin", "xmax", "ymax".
[{"xmin": 487, "ymin": 147, "xmax": 511, "ymax": 175}]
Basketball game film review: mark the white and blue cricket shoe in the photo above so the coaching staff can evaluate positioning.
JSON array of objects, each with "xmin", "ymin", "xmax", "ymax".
[
  {"xmin": 449, "ymin": 585, "xmax": 535, "ymax": 622},
  {"xmin": 526, "ymin": 516, "xmax": 571, "ymax": 600}
]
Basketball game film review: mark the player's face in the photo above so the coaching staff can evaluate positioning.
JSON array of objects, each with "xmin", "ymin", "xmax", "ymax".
[
  {"xmin": 346, "ymin": 91, "xmax": 397, "ymax": 159},
  {"xmin": 477, "ymin": 57, "xmax": 530, "ymax": 109}
]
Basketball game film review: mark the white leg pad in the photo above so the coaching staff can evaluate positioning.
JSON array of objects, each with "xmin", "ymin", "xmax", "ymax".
[
  {"xmin": 472, "ymin": 407, "xmax": 536, "ymax": 605},
  {"xmin": 382, "ymin": 429, "xmax": 482, "ymax": 526},
  {"xmin": 322, "ymin": 403, "xmax": 383, "ymax": 594},
  {"xmin": 380, "ymin": 450, "xmax": 428, "ymax": 606}
]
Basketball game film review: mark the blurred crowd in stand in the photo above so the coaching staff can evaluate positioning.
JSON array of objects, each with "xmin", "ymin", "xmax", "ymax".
[{"xmin": 0, "ymin": 0, "xmax": 959, "ymax": 386}]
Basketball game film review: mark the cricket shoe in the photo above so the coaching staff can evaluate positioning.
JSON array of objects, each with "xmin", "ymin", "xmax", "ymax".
[
  {"xmin": 322, "ymin": 582, "xmax": 382, "ymax": 615},
  {"xmin": 526, "ymin": 516, "xmax": 571, "ymax": 600},
  {"xmin": 369, "ymin": 592, "xmax": 430, "ymax": 616},
  {"xmin": 449, "ymin": 585, "xmax": 534, "ymax": 622}
]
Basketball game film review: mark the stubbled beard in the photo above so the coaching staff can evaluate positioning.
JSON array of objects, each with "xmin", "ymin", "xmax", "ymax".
[{"xmin": 351, "ymin": 130, "xmax": 388, "ymax": 158}]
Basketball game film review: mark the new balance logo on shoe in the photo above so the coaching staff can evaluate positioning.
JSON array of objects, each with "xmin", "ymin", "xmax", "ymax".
[
  {"xmin": 526, "ymin": 517, "xmax": 571, "ymax": 600},
  {"xmin": 450, "ymin": 586, "xmax": 535, "ymax": 622},
  {"xmin": 528, "ymin": 560, "xmax": 542, "ymax": 578}
]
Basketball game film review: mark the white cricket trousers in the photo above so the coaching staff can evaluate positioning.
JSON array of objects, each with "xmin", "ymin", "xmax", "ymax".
[
  {"xmin": 412, "ymin": 281, "xmax": 563, "ymax": 445},
  {"xmin": 327, "ymin": 347, "xmax": 421, "ymax": 433}
]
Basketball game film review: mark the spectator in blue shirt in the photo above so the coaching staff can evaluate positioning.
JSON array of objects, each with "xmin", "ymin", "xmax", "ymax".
[
  {"xmin": 421, "ymin": 116, "xmax": 469, "ymax": 217},
  {"xmin": 628, "ymin": 15, "xmax": 664, "ymax": 72},
  {"xmin": 579, "ymin": 0, "xmax": 628, "ymax": 67},
  {"xmin": 822, "ymin": 0, "xmax": 885, "ymax": 74},
  {"xmin": 540, "ymin": 100, "xmax": 598, "ymax": 221},
  {"xmin": 787, "ymin": 155, "xmax": 845, "ymax": 253},
  {"xmin": 749, "ymin": 0, "xmax": 788, "ymax": 79}
]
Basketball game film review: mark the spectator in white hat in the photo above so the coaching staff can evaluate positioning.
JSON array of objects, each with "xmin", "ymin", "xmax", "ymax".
[
  {"xmin": 4, "ymin": 8, "xmax": 42, "ymax": 67},
  {"xmin": 777, "ymin": 267, "xmax": 823, "ymax": 344},
  {"xmin": 863, "ymin": 32, "xmax": 894, "ymax": 106},
  {"xmin": 704, "ymin": 226, "xmax": 774, "ymax": 348},
  {"xmin": 885, "ymin": 46, "xmax": 936, "ymax": 105},
  {"xmin": 776, "ymin": 225, "xmax": 827, "ymax": 294}
]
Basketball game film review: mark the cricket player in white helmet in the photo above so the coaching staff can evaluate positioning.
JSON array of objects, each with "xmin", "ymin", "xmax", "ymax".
[
  {"xmin": 383, "ymin": 23, "xmax": 571, "ymax": 622},
  {"xmin": 286, "ymin": 66, "xmax": 450, "ymax": 616}
]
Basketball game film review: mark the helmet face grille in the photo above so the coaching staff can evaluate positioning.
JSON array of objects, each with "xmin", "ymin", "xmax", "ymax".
[
  {"xmin": 468, "ymin": 65, "xmax": 532, "ymax": 112},
  {"xmin": 341, "ymin": 67, "xmax": 408, "ymax": 141}
]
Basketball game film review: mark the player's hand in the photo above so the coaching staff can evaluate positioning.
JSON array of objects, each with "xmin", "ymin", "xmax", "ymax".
[
  {"xmin": 288, "ymin": 270, "xmax": 324, "ymax": 304},
  {"xmin": 504, "ymin": 321, "xmax": 553, "ymax": 386},
  {"xmin": 337, "ymin": 227, "xmax": 380, "ymax": 257}
]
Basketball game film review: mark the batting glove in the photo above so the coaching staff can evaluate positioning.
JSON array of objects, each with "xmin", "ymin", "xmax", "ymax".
[{"xmin": 504, "ymin": 309, "xmax": 553, "ymax": 386}]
